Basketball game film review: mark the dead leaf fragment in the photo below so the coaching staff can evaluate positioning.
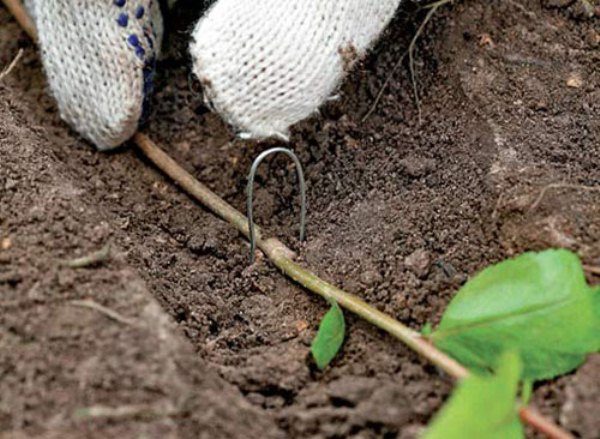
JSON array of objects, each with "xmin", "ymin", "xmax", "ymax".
[
  {"xmin": 566, "ymin": 73, "xmax": 583, "ymax": 88},
  {"xmin": 295, "ymin": 320, "xmax": 309, "ymax": 333}
]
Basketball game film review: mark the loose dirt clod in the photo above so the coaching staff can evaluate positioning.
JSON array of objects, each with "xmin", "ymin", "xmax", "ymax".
[{"xmin": 404, "ymin": 248, "xmax": 431, "ymax": 278}]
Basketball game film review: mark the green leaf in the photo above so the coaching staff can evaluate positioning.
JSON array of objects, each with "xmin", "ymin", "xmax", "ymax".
[
  {"xmin": 593, "ymin": 286, "xmax": 600, "ymax": 350},
  {"xmin": 423, "ymin": 351, "xmax": 524, "ymax": 439},
  {"xmin": 431, "ymin": 249, "xmax": 599, "ymax": 380},
  {"xmin": 311, "ymin": 301, "xmax": 345, "ymax": 369},
  {"xmin": 421, "ymin": 322, "xmax": 433, "ymax": 336}
]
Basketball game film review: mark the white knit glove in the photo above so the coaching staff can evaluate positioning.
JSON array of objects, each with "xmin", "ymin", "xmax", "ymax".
[{"xmin": 29, "ymin": 0, "xmax": 400, "ymax": 150}]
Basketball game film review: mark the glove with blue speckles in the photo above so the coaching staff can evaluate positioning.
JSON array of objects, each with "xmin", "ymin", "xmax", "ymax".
[
  {"xmin": 26, "ymin": 0, "xmax": 164, "ymax": 150},
  {"xmin": 27, "ymin": 0, "xmax": 401, "ymax": 150}
]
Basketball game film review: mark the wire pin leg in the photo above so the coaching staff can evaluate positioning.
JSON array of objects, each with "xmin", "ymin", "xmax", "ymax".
[{"xmin": 247, "ymin": 147, "xmax": 307, "ymax": 263}]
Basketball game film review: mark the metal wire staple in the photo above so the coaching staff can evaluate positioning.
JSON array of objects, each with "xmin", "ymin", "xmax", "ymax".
[{"xmin": 246, "ymin": 147, "xmax": 307, "ymax": 263}]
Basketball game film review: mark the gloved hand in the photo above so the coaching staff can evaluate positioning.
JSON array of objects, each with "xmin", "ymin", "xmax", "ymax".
[{"xmin": 26, "ymin": 0, "xmax": 401, "ymax": 150}]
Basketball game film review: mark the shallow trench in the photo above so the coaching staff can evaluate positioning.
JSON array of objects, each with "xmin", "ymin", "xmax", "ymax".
[{"xmin": 1, "ymin": 1, "xmax": 599, "ymax": 437}]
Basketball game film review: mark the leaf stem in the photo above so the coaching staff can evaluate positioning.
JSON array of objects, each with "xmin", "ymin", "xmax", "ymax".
[{"xmin": 520, "ymin": 406, "xmax": 573, "ymax": 439}]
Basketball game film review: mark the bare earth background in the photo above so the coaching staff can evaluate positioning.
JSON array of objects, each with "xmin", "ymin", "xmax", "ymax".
[{"xmin": 1, "ymin": 1, "xmax": 598, "ymax": 437}]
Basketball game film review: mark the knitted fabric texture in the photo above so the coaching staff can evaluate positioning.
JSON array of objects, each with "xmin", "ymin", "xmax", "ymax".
[
  {"xmin": 31, "ymin": 0, "xmax": 163, "ymax": 150},
  {"xmin": 190, "ymin": 0, "xmax": 401, "ymax": 140}
]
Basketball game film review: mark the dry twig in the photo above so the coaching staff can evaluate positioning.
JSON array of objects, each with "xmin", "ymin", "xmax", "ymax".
[
  {"xmin": 361, "ymin": 49, "xmax": 409, "ymax": 122},
  {"xmin": 410, "ymin": 0, "xmax": 452, "ymax": 123},
  {"xmin": 530, "ymin": 183, "xmax": 600, "ymax": 211},
  {"xmin": 0, "ymin": 48, "xmax": 24, "ymax": 83},
  {"xmin": 69, "ymin": 299, "xmax": 137, "ymax": 326},
  {"xmin": 2, "ymin": 0, "xmax": 37, "ymax": 40},
  {"xmin": 74, "ymin": 402, "xmax": 177, "ymax": 421},
  {"xmin": 362, "ymin": 0, "xmax": 452, "ymax": 123},
  {"xmin": 583, "ymin": 265, "xmax": 600, "ymax": 276},
  {"xmin": 61, "ymin": 243, "xmax": 112, "ymax": 268}
]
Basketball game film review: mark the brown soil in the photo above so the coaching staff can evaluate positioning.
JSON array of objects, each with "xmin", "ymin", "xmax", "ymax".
[{"xmin": 1, "ymin": 1, "xmax": 598, "ymax": 438}]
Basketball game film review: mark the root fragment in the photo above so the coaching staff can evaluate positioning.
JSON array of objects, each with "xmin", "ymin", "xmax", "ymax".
[
  {"xmin": 583, "ymin": 265, "xmax": 600, "ymax": 276},
  {"xmin": 0, "ymin": 49, "xmax": 24, "ymax": 82},
  {"xmin": 68, "ymin": 299, "xmax": 137, "ymax": 327},
  {"xmin": 530, "ymin": 183, "xmax": 600, "ymax": 211},
  {"xmin": 61, "ymin": 243, "xmax": 112, "ymax": 268},
  {"xmin": 362, "ymin": 0, "xmax": 453, "ymax": 123},
  {"xmin": 74, "ymin": 402, "xmax": 178, "ymax": 421}
]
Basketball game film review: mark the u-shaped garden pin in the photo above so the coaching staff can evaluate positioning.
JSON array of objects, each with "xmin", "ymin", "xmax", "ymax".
[{"xmin": 246, "ymin": 147, "xmax": 307, "ymax": 263}]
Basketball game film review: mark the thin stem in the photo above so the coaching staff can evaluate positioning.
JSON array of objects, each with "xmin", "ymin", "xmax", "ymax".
[
  {"xmin": 363, "ymin": 0, "xmax": 452, "ymax": 123},
  {"xmin": 2, "ymin": 0, "xmax": 37, "ymax": 41},
  {"xmin": 0, "ymin": 48, "xmax": 24, "ymax": 82},
  {"xmin": 409, "ymin": 0, "xmax": 452, "ymax": 124},
  {"xmin": 530, "ymin": 183, "xmax": 600, "ymax": 211},
  {"xmin": 69, "ymin": 299, "xmax": 137, "ymax": 327},
  {"xmin": 361, "ymin": 50, "xmax": 409, "ymax": 123},
  {"xmin": 135, "ymin": 133, "xmax": 258, "ymax": 240},
  {"xmin": 266, "ymin": 248, "xmax": 469, "ymax": 378},
  {"xmin": 519, "ymin": 406, "xmax": 575, "ymax": 439},
  {"xmin": 61, "ymin": 243, "xmax": 112, "ymax": 268},
  {"xmin": 583, "ymin": 265, "xmax": 600, "ymax": 276}
]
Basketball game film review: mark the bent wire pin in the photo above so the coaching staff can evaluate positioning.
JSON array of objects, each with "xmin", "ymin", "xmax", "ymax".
[{"xmin": 246, "ymin": 147, "xmax": 307, "ymax": 263}]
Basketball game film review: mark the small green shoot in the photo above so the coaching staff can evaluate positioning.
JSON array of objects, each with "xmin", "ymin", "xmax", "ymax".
[
  {"xmin": 311, "ymin": 301, "xmax": 346, "ymax": 369},
  {"xmin": 430, "ymin": 249, "xmax": 600, "ymax": 380},
  {"xmin": 520, "ymin": 380, "xmax": 533, "ymax": 405},
  {"xmin": 423, "ymin": 351, "xmax": 524, "ymax": 439}
]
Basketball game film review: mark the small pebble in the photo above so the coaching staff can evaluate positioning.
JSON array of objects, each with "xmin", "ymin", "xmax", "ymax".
[
  {"xmin": 399, "ymin": 156, "xmax": 436, "ymax": 178},
  {"xmin": 1, "ymin": 237, "xmax": 11, "ymax": 250},
  {"xmin": 570, "ymin": 0, "xmax": 595, "ymax": 19},
  {"xmin": 360, "ymin": 268, "xmax": 382, "ymax": 287}
]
